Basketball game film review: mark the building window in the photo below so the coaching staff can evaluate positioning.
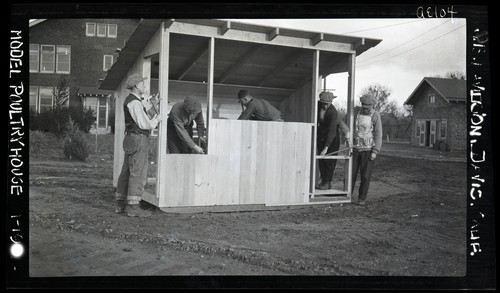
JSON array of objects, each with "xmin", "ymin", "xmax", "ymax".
[
  {"xmin": 428, "ymin": 94, "xmax": 435, "ymax": 104},
  {"xmin": 40, "ymin": 45, "xmax": 55, "ymax": 73},
  {"xmin": 97, "ymin": 24, "xmax": 107, "ymax": 37},
  {"xmin": 439, "ymin": 120, "xmax": 447, "ymax": 139},
  {"xmin": 56, "ymin": 45, "xmax": 71, "ymax": 74},
  {"xmin": 29, "ymin": 86, "xmax": 38, "ymax": 111},
  {"xmin": 39, "ymin": 87, "xmax": 54, "ymax": 112},
  {"xmin": 108, "ymin": 24, "xmax": 117, "ymax": 38},
  {"xmin": 29, "ymin": 44, "xmax": 39, "ymax": 72},
  {"xmin": 85, "ymin": 97, "xmax": 108, "ymax": 128},
  {"xmin": 86, "ymin": 23, "xmax": 96, "ymax": 36},
  {"xmin": 98, "ymin": 97, "xmax": 108, "ymax": 128},
  {"xmin": 103, "ymin": 55, "xmax": 113, "ymax": 71}
]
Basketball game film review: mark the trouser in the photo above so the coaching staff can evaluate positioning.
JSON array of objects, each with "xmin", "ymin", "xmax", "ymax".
[
  {"xmin": 115, "ymin": 133, "xmax": 150, "ymax": 205},
  {"xmin": 317, "ymin": 135, "xmax": 340, "ymax": 183},
  {"xmin": 351, "ymin": 149, "xmax": 375, "ymax": 201}
]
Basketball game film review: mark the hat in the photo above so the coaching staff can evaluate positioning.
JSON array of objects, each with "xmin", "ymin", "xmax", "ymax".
[
  {"xmin": 126, "ymin": 74, "xmax": 147, "ymax": 89},
  {"xmin": 319, "ymin": 91, "xmax": 336, "ymax": 103},
  {"xmin": 238, "ymin": 90, "xmax": 250, "ymax": 100},
  {"xmin": 183, "ymin": 95, "xmax": 202, "ymax": 114},
  {"xmin": 360, "ymin": 94, "xmax": 377, "ymax": 105}
]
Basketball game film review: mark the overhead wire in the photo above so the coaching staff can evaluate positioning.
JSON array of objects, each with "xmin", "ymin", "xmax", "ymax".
[
  {"xmin": 340, "ymin": 19, "xmax": 426, "ymax": 34},
  {"xmin": 357, "ymin": 24, "xmax": 466, "ymax": 67},
  {"xmin": 357, "ymin": 19, "xmax": 452, "ymax": 64}
]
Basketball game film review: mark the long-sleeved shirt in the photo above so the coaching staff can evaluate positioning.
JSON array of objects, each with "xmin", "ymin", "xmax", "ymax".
[
  {"xmin": 238, "ymin": 97, "xmax": 283, "ymax": 121},
  {"xmin": 317, "ymin": 104, "xmax": 338, "ymax": 148},
  {"xmin": 124, "ymin": 93, "xmax": 160, "ymax": 136},
  {"xmin": 167, "ymin": 101, "xmax": 205, "ymax": 150}
]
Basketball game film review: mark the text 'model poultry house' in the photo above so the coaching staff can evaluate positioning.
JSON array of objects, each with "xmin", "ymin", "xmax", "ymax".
[{"xmin": 99, "ymin": 19, "xmax": 381, "ymax": 212}]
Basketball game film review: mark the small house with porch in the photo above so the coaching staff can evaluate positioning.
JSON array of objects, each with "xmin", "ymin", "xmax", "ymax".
[
  {"xmin": 404, "ymin": 77, "xmax": 466, "ymax": 151},
  {"xmin": 99, "ymin": 19, "xmax": 381, "ymax": 211}
]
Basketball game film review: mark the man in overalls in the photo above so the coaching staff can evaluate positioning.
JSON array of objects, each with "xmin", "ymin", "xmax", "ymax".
[{"xmin": 352, "ymin": 94, "xmax": 383, "ymax": 206}]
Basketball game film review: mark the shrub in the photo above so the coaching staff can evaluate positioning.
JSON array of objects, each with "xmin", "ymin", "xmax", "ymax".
[
  {"xmin": 29, "ymin": 130, "xmax": 48, "ymax": 153},
  {"xmin": 63, "ymin": 118, "xmax": 91, "ymax": 161},
  {"xmin": 70, "ymin": 105, "xmax": 96, "ymax": 133}
]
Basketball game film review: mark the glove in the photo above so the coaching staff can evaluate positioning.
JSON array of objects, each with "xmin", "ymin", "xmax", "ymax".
[
  {"xmin": 320, "ymin": 147, "xmax": 328, "ymax": 156},
  {"xmin": 370, "ymin": 152, "xmax": 377, "ymax": 160}
]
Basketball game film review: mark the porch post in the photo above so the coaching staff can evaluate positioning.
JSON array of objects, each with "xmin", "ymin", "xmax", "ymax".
[
  {"xmin": 346, "ymin": 53, "xmax": 355, "ymax": 199},
  {"xmin": 156, "ymin": 22, "xmax": 170, "ymax": 206},
  {"xmin": 310, "ymin": 50, "xmax": 320, "ymax": 197}
]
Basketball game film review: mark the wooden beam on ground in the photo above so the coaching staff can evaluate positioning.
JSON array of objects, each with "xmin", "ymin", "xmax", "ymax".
[
  {"xmin": 215, "ymin": 44, "xmax": 263, "ymax": 84},
  {"xmin": 176, "ymin": 42, "xmax": 209, "ymax": 80},
  {"xmin": 267, "ymin": 27, "xmax": 279, "ymax": 41},
  {"xmin": 257, "ymin": 49, "xmax": 304, "ymax": 87}
]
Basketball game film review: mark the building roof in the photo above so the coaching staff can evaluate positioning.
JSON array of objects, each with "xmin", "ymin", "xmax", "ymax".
[
  {"xmin": 99, "ymin": 19, "xmax": 382, "ymax": 91},
  {"xmin": 404, "ymin": 77, "xmax": 466, "ymax": 105}
]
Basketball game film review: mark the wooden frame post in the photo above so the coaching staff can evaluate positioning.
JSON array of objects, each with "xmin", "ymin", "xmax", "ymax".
[
  {"xmin": 346, "ymin": 53, "xmax": 355, "ymax": 199},
  {"xmin": 310, "ymin": 50, "xmax": 320, "ymax": 197},
  {"xmin": 207, "ymin": 37, "xmax": 214, "ymax": 145},
  {"xmin": 156, "ymin": 22, "xmax": 170, "ymax": 206}
]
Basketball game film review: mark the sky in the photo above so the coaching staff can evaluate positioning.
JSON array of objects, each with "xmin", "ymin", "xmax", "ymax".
[{"xmin": 225, "ymin": 18, "xmax": 467, "ymax": 110}]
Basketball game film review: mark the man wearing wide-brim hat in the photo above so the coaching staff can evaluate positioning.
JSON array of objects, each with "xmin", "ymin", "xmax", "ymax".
[
  {"xmin": 115, "ymin": 73, "xmax": 165, "ymax": 217},
  {"xmin": 351, "ymin": 93, "xmax": 383, "ymax": 206},
  {"xmin": 316, "ymin": 91, "xmax": 341, "ymax": 190}
]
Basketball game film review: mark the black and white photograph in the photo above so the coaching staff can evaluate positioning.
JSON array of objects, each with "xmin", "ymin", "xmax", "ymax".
[{"xmin": 7, "ymin": 3, "xmax": 494, "ymax": 290}]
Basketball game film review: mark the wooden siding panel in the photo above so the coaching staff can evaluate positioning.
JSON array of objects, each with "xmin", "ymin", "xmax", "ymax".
[{"xmin": 159, "ymin": 119, "xmax": 311, "ymax": 207}]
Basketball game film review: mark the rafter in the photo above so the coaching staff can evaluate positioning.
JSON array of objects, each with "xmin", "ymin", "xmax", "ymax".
[
  {"xmin": 176, "ymin": 42, "xmax": 209, "ymax": 80},
  {"xmin": 257, "ymin": 50, "xmax": 305, "ymax": 87},
  {"xmin": 215, "ymin": 44, "xmax": 263, "ymax": 84}
]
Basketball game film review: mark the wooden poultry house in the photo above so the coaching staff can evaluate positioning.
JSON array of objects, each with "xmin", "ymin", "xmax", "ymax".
[{"xmin": 99, "ymin": 19, "xmax": 381, "ymax": 212}]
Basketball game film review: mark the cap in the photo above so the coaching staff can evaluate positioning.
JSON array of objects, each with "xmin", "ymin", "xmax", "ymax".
[
  {"xmin": 360, "ymin": 94, "xmax": 377, "ymax": 105},
  {"xmin": 126, "ymin": 74, "xmax": 147, "ymax": 89},
  {"xmin": 183, "ymin": 95, "xmax": 202, "ymax": 114},
  {"xmin": 319, "ymin": 91, "xmax": 336, "ymax": 103},
  {"xmin": 238, "ymin": 90, "xmax": 250, "ymax": 100}
]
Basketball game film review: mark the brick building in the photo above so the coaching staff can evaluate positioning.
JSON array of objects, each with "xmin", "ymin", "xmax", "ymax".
[
  {"xmin": 29, "ymin": 19, "xmax": 139, "ymax": 133},
  {"xmin": 404, "ymin": 77, "xmax": 466, "ymax": 151}
]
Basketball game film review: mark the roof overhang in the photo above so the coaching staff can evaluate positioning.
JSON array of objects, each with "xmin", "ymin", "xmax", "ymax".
[{"xmin": 100, "ymin": 19, "xmax": 382, "ymax": 91}]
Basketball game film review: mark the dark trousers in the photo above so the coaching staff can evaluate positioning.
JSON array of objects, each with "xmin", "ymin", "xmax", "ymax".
[
  {"xmin": 317, "ymin": 135, "xmax": 340, "ymax": 183},
  {"xmin": 351, "ymin": 149, "xmax": 375, "ymax": 201}
]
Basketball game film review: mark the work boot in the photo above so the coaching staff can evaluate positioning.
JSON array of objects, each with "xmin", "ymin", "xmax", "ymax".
[
  {"xmin": 319, "ymin": 181, "xmax": 332, "ymax": 190},
  {"xmin": 357, "ymin": 200, "xmax": 366, "ymax": 206},
  {"xmin": 315, "ymin": 180, "xmax": 324, "ymax": 189},
  {"xmin": 115, "ymin": 200, "xmax": 126, "ymax": 214},
  {"xmin": 126, "ymin": 204, "xmax": 152, "ymax": 217}
]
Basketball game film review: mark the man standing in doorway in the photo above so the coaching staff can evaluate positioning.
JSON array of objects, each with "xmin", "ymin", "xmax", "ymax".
[
  {"xmin": 115, "ymin": 74, "xmax": 164, "ymax": 217},
  {"xmin": 316, "ymin": 91, "xmax": 340, "ymax": 190},
  {"xmin": 351, "ymin": 94, "xmax": 383, "ymax": 206}
]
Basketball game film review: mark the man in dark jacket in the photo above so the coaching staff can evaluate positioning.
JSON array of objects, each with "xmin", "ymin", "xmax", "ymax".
[
  {"xmin": 167, "ymin": 95, "xmax": 206, "ymax": 154},
  {"xmin": 115, "ymin": 74, "xmax": 164, "ymax": 217},
  {"xmin": 237, "ymin": 90, "xmax": 284, "ymax": 121},
  {"xmin": 316, "ymin": 91, "xmax": 340, "ymax": 190}
]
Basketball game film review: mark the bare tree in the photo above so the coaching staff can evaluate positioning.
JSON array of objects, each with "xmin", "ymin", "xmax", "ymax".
[
  {"xmin": 359, "ymin": 83, "xmax": 392, "ymax": 111},
  {"xmin": 433, "ymin": 71, "xmax": 466, "ymax": 80}
]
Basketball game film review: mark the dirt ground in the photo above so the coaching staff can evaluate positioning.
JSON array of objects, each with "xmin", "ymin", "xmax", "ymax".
[{"xmin": 26, "ymin": 134, "xmax": 468, "ymax": 288}]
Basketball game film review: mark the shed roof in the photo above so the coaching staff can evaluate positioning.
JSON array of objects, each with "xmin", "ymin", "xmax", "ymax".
[
  {"xmin": 404, "ymin": 77, "xmax": 466, "ymax": 105},
  {"xmin": 99, "ymin": 19, "xmax": 381, "ymax": 91}
]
